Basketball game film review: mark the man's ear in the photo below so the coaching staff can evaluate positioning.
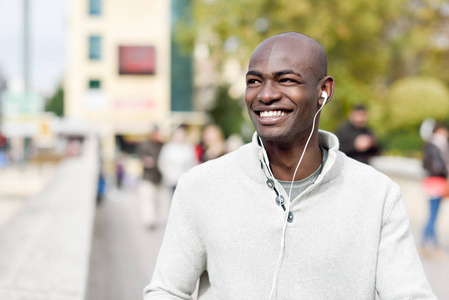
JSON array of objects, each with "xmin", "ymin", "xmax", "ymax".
[{"xmin": 318, "ymin": 76, "xmax": 335, "ymax": 106}]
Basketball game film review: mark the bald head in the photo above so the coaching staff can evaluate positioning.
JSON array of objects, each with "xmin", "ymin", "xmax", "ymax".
[
  {"xmin": 251, "ymin": 32, "xmax": 328, "ymax": 82},
  {"xmin": 245, "ymin": 31, "xmax": 335, "ymax": 149}
]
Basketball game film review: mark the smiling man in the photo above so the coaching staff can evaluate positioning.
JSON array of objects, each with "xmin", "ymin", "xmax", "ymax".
[{"xmin": 144, "ymin": 32, "xmax": 435, "ymax": 299}]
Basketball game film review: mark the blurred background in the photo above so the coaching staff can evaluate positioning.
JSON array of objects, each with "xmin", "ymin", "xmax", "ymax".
[{"xmin": 1, "ymin": 0, "xmax": 449, "ymax": 299}]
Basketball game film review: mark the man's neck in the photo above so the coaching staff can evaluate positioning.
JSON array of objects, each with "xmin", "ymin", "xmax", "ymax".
[{"xmin": 262, "ymin": 139, "xmax": 322, "ymax": 181}]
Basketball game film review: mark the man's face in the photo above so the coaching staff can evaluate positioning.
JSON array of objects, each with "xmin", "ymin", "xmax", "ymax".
[{"xmin": 245, "ymin": 37, "xmax": 321, "ymax": 145}]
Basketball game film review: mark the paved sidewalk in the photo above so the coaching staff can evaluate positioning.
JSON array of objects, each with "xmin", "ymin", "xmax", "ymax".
[
  {"xmin": 0, "ymin": 164, "xmax": 56, "ymax": 229},
  {"xmin": 0, "ymin": 138, "xmax": 98, "ymax": 300},
  {"xmin": 85, "ymin": 187, "xmax": 167, "ymax": 300}
]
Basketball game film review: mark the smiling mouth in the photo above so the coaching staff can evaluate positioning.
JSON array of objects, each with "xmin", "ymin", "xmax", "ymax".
[{"xmin": 257, "ymin": 110, "xmax": 290, "ymax": 118}]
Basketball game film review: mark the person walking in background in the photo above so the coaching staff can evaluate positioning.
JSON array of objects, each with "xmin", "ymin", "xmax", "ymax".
[
  {"xmin": 136, "ymin": 127, "xmax": 163, "ymax": 230},
  {"xmin": 421, "ymin": 123, "xmax": 449, "ymax": 258},
  {"xmin": 0, "ymin": 133, "xmax": 9, "ymax": 168},
  {"xmin": 198, "ymin": 124, "xmax": 226, "ymax": 163},
  {"xmin": 157, "ymin": 124, "xmax": 198, "ymax": 193},
  {"xmin": 335, "ymin": 104, "xmax": 380, "ymax": 164},
  {"xmin": 115, "ymin": 152, "xmax": 126, "ymax": 190}
]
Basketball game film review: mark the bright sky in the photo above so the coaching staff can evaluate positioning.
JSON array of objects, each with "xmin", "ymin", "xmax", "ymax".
[{"xmin": 0, "ymin": 0, "xmax": 68, "ymax": 96}]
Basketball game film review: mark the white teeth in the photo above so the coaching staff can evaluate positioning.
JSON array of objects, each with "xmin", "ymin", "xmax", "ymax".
[{"xmin": 260, "ymin": 110, "xmax": 286, "ymax": 118}]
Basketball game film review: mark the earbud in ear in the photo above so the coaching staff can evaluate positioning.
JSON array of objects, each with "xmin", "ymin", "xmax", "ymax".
[{"xmin": 320, "ymin": 91, "xmax": 328, "ymax": 106}]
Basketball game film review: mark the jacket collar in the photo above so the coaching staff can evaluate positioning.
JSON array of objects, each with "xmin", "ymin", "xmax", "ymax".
[{"xmin": 250, "ymin": 130, "xmax": 342, "ymax": 185}]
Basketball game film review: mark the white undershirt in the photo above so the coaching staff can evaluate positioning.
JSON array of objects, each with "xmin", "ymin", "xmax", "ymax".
[{"xmin": 278, "ymin": 148, "xmax": 328, "ymax": 200}]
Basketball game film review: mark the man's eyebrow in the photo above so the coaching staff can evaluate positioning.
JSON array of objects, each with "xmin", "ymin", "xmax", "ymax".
[
  {"xmin": 274, "ymin": 70, "xmax": 303, "ymax": 77},
  {"xmin": 246, "ymin": 70, "xmax": 262, "ymax": 77}
]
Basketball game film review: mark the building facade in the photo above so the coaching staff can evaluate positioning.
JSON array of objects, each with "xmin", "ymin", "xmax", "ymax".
[{"xmin": 65, "ymin": 0, "xmax": 172, "ymax": 173}]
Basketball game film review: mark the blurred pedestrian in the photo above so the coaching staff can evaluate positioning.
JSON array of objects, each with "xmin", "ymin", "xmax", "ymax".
[
  {"xmin": 421, "ymin": 123, "xmax": 449, "ymax": 258},
  {"xmin": 198, "ymin": 124, "xmax": 226, "ymax": 162},
  {"xmin": 157, "ymin": 124, "xmax": 197, "ymax": 193},
  {"xmin": 136, "ymin": 127, "xmax": 163, "ymax": 229},
  {"xmin": 225, "ymin": 133, "xmax": 244, "ymax": 154},
  {"xmin": 335, "ymin": 104, "xmax": 380, "ymax": 164},
  {"xmin": 96, "ymin": 136, "xmax": 107, "ymax": 204},
  {"xmin": 115, "ymin": 152, "xmax": 126, "ymax": 189},
  {"xmin": 97, "ymin": 165, "xmax": 106, "ymax": 204},
  {"xmin": 0, "ymin": 133, "xmax": 8, "ymax": 168},
  {"xmin": 145, "ymin": 32, "xmax": 434, "ymax": 299}
]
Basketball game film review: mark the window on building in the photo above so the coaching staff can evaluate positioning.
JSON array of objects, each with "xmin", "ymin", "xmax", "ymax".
[
  {"xmin": 89, "ymin": 0, "xmax": 102, "ymax": 16},
  {"xmin": 89, "ymin": 36, "xmax": 102, "ymax": 60},
  {"xmin": 88, "ymin": 79, "xmax": 101, "ymax": 90}
]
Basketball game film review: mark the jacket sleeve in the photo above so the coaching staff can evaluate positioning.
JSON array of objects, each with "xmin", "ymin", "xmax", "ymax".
[
  {"xmin": 143, "ymin": 179, "xmax": 206, "ymax": 299},
  {"xmin": 375, "ymin": 186, "xmax": 436, "ymax": 299}
]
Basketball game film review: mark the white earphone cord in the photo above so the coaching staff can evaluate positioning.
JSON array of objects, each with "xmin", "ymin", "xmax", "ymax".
[
  {"xmin": 288, "ymin": 96, "xmax": 327, "ymax": 200},
  {"xmin": 269, "ymin": 94, "xmax": 327, "ymax": 300}
]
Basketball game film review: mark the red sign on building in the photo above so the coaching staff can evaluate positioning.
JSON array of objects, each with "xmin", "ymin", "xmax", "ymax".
[
  {"xmin": 112, "ymin": 98, "xmax": 156, "ymax": 110},
  {"xmin": 119, "ymin": 46, "xmax": 156, "ymax": 75}
]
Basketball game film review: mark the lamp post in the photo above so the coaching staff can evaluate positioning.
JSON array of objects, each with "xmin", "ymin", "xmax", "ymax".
[{"xmin": 23, "ymin": 0, "xmax": 30, "ymax": 94}]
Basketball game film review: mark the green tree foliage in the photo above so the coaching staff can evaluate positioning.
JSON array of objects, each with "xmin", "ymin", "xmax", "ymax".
[
  {"xmin": 376, "ymin": 77, "xmax": 449, "ymax": 156},
  {"xmin": 209, "ymin": 85, "xmax": 246, "ymax": 138},
  {"xmin": 380, "ymin": 131, "xmax": 424, "ymax": 157},
  {"xmin": 45, "ymin": 85, "xmax": 64, "ymax": 117},
  {"xmin": 176, "ymin": 0, "xmax": 449, "ymax": 154},
  {"xmin": 385, "ymin": 77, "xmax": 449, "ymax": 131}
]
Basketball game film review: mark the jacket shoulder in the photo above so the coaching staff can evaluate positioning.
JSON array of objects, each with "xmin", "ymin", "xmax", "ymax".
[{"xmin": 337, "ymin": 151, "xmax": 397, "ymax": 185}]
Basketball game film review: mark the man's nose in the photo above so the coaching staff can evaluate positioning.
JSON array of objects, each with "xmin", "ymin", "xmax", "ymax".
[{"xmin": 258, "ymin": 81, "xmax": 281, "ymax": 103}]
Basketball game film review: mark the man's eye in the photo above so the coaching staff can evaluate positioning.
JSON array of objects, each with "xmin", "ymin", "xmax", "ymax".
[
  {"xmin": 280, "ymin": 78, "xmax": 297, "ymax": 83},
  {"xmin": 247, "ymin": 79, "xmax": 260, "ymax": 85}
]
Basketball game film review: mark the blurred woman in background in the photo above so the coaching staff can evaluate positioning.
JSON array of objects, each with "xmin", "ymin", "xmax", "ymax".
[{"xmin": 421, "ymin": 123, "xmax": 449, "ymax": 259}]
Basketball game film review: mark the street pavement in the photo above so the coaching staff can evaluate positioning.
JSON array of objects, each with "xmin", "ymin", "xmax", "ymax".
[
  {"xmin": 0, "ymin": 145, "xmax": 98, "ymax": 300},
  {"xmin": 84, "ymin": 185, "xmax": 170, "ymax": 300},
  {"xmin": 0, "ymin": 164, "xmax": 55, "ymax": 229}
]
